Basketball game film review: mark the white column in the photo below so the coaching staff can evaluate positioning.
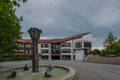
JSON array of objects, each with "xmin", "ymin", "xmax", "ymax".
[
  {"xmin": 71, "ymin": 40, "xmax": 74, "ymax": 60},
  {"xmin": 82, "ymin": 40, "xmax": 84, "ymax": 48},
  {"xmin": 48, "ymin": 43, "xmax": 51, "ymax": 60},
  {"xmin": 60, "ymin": 43, "xmax": 62, "ymax": 60},
  {"xmin": 81, "ymin": 40, "xmax": 85, "ymax": 61}
]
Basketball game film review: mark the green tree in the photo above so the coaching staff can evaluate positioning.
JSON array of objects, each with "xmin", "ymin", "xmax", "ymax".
[
  {"xmin": 103, "ymin": 32, "xmax": 117, "ymax": 55},
  {"xmin": 92, "ymin": 49, "xmax": 101, "ymax": 55},
  {"xmin": 0, "ymin": 0, "xmax": 27, "ymax": 60},
  {"xmin": 87, "ymin": 49, "xmax": 101, "ymax": 56},
  {"xmin": 100, "ymin": 50, "xmax": 108, "ymax": 56},
  {"xmin": 113, "ymin": 40, "xmax": 120, "ymax": 56}
]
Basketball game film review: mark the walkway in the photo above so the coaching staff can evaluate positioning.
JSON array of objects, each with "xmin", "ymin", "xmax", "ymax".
[{"xmin": 0, "ymin": 60, "xmax": 120, "ymax": 80}]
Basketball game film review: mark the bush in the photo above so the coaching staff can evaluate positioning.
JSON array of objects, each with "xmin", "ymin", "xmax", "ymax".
[
  {"xmin": 0, "ymin": 58, "xmax": 4, "ymax": 62},
  {"xmin": 6, "ymin": 56, "xmax": 31, "ymax": 61},
  {"xmin": 92, "ymin": 49, "xmax": 101, "ymax": 55},
  {"xmin": 21, "ymin": 56, "xmax": 31, "ymax": 60},
  {"xmin": 100, "ymin": 50, "xmax": 108, "ymax": 56},
  {"xmin": 114, "ymin": 48, "xmax": 120, "ymax": 56}
]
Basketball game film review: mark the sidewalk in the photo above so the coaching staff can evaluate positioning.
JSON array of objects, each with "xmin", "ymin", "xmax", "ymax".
[{"xmin": 0, "ymin": 60, "xmax": 120, "ymax": 80}]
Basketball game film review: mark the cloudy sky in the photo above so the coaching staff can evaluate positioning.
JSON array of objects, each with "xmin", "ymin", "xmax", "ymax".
[{"xmin": 16, "ymin": 0, "xmax": 120, "ymax": 49}]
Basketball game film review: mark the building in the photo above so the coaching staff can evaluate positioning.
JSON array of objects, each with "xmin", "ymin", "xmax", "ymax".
[{"xmin": 16, "ymin": 33, "xmax": 92, "ymax": 60}]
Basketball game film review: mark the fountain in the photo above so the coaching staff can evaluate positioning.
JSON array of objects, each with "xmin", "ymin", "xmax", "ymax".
[
  {"xmin": 28, "ymin": 28, "xmax": 41, "ymax": 72},
  {"xmin": 44, "ymin": 64, "xmax": 53, "ymax": 77},
  {"xmin": 0, "ymin": 28, "xmax": 76, "ymax": 80},
  {"xmin": 23, "ymin": 64, "xmax": 29, "ymax": 71},
  {"xmin": 7, "ymin": 69, "xmax": 16, "ymax": 78}
]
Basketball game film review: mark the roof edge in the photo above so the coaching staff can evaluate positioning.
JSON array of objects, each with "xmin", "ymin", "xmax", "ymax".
[{"xmin": 17, "ymin": 32, "xmax": 91, "ymax": 43}]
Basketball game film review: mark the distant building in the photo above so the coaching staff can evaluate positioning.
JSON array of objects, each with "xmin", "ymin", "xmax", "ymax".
[{"xmin": 16, "ymin": 33, "xmax": 92, "ymax": 60}]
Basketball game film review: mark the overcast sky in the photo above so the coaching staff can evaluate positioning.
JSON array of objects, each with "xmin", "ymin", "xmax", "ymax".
[{"xmin": 16, "ymin": 0, "xmax": 120, "ymax": 49}]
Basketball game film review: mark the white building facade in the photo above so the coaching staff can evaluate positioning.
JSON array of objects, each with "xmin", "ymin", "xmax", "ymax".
[{"xmin": 17, "ymin": 33, "xmax": 92, "ymax": 61}]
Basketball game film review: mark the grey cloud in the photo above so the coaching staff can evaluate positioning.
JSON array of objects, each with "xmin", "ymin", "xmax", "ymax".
[{"xmin": 16, "ymin": 0, "xmax": 120, "ymax": 48}]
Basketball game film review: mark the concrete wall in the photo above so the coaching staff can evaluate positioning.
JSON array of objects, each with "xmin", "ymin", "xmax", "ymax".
[
  {"xmin": 75, "ymin": 50, "xmax": 84, "ymax": 60},
  {"xmin": 82, "ymin": 33, "xmax": 92, "ymax": 41}
]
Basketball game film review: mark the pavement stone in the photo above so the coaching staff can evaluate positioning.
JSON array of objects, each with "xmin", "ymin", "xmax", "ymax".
[{"xmin": 0, "ymin": 60, "xmax": 120, "ymax": 80}]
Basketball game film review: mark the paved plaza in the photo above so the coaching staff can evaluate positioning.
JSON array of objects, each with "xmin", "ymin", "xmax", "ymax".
[{"xmin": 0, "ymin": 60, "xmax": 120, "ymax": 80}]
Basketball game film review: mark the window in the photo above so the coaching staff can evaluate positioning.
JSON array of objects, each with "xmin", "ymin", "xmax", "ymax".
[
  {"xmin": 62, "ymin": 49, "xmax": 71, "ymax": 53},
  {"xmin": 26, "ymin": 44, "xmax": 31, "ymax": 48},
  {"xmin": 26, "ymin": 44, "xmax": 28, "ymax": 48},
  {"xmin": 41, "ymin": 43, "xmax": 49, "ymax": 48},
  {"xmin": 75, "ymin": 41, "xmax": 82, "ymax": 48},
  {"xmin": 84, "ymin": 42, "xmax": 91, "ymax": 48},
  {"xmin": 62, "ymin": 42, "xmax": 71, "ymax": 47},
  {"xmin": 66, "ymin": 43, "xmax": 71, "ymax": 47},
  {"xmin": 52, "ymin": 44, "xmax": 61, "ymax": 49},
  {"xmin": 41, "ymin": 49, "xmax": 49, "ymax": 53},
  {"xmin": 62, "ymin": 42, "xmax": 65, "ymax": 47}
]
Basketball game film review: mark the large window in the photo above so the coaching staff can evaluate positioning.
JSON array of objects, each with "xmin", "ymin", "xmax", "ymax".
[
  {"xmin": 25, "ymin": 44, "xmax": 31, "ymax": 48},
  {"xmin": 84, "ymin": 42, "xmax": 91, "ymax": 48},
  {"xmin": 51, "ymin": 44, "xmax": 61, "ymax": 49},
  {"xmin": 41, "ymin": 43, "xmax": 49, "ymax": 48},
  {"xmin": 41, "ymin": 56, "xmax": 48, "ymax": 60},
  {"xmin": 62, "ymin": 42, "xmax": 71, "ymax": 47},
  {"xmin": 41, "ymin": 49, "xmax": 49, "ymax": 53},
  {"xmin": 62, "ymin": 55, "xmax": 71, "ymax": 60},
  {"xmin": 62, "ymin": 49, "xmax": 71, "ymax": 53},
  {"xmin": 75, "ymin": 41, "xmax": 82, "ymax": 48}
]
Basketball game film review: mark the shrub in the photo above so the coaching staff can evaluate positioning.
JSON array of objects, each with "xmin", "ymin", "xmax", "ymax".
[
  {"xmin": 92, "ymin": 49, "xmax": 101, "ymax": 55},
  {"xmin": 100, "ymin": 50, "xmax": 108, "ymax": 56}
]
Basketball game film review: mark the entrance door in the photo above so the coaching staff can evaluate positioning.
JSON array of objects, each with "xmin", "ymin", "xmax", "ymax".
[{"xmin": 75, "ymin": 50, "xmax": 84, "ymax": 60}]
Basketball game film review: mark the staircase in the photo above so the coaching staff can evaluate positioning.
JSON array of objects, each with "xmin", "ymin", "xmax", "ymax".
[{"xmin": 85, "ymin": 56, "xmax": 120, "ymax": 65}]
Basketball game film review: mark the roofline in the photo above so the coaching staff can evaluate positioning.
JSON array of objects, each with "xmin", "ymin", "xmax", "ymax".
[{"xmin": 17, "ymin": 32, "xmax": 91, "ymax": 43}]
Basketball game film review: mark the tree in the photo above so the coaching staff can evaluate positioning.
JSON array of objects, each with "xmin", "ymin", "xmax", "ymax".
[
  {"xmin": 92, "ymin": 49, "xmax": 101, "ymax": 55},
  {"xmin": 103, "ymin": 31, "xmax": 117, "ymax": 55},
  {"xmin": 100, "ymin": 49, "xmax": 108, "ymax": 56},
  {"xmin": 113, "ymin": 40, "xmax": 120, "ymax": 56},
  {"xmin": 0, "ymin": 0, "xmax": 27, "ymax": 60}
]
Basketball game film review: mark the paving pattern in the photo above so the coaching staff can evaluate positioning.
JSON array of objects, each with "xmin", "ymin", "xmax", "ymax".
[{"xmin": 0, "ymin": 60, "xmax": 120, "ymax": 80}]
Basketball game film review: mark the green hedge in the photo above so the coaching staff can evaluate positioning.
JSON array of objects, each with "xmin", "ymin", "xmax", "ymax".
[{"xmin": 0, "ymin": 56, "xmax": 31, "ymax": 62}]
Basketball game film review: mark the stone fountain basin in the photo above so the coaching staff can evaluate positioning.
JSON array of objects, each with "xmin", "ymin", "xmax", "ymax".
[{"xmin": 0, "ymin": 65, "xmax": 76, "ymax": 80}]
